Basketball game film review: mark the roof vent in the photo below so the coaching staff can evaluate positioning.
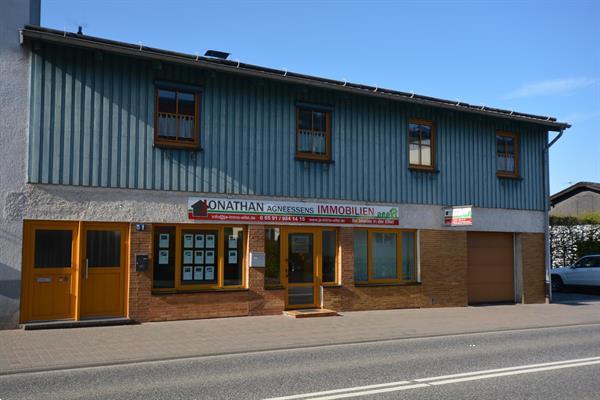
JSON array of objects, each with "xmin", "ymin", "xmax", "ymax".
[
  {"xmin": 204, "ymin": 50, "xmax": 230, "ymax": 60},
  {"xmin": 77, "ymin": 25, "xmax": 83, "ymax": 35}
]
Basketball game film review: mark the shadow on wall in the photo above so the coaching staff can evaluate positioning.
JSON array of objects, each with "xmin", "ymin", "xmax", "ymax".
[{"xmin": 0, "ymin": 263, "xmax": 20, "ymax": 300}]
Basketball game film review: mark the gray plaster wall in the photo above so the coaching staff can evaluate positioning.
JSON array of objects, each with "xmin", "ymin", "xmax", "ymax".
[
  {"xmin": 0, "ymin": 0, "xmax": 40, "ymax": 329},
  {"xmin": 14, "ymin": 184, "xmax": 545, "ymax": 233},
  {"xmin": 550, "ymin": 191, "xmax": 600, "ymax": 217}
]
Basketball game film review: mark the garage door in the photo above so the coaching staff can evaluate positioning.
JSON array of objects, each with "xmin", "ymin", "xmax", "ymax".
[{"xmin": 467, "ymin": 232, "xmax": 514, "ymax": 304}]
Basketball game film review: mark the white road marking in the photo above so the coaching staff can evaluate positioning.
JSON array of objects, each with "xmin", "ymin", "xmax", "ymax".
[
  {"xmin": 262, "ymin": 381, "xmax": 412, "ymax": 400},
  {"xmin": 415, "ymin": 355, "xmax": 600, "ymax": 382},
  {"xmin": 264, "ymin": 355, "xmax": 600, "ymax": 400}
]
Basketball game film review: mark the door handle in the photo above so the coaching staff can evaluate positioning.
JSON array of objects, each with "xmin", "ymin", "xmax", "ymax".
[{"xmin": 85, "ymin": 258, "xmax": 89, "ymax": 279}]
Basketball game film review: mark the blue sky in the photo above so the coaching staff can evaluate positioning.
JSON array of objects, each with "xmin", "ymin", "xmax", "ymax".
[{"xmin": 41, "ymin": 0, "xmax": 599, "ymax": 194}]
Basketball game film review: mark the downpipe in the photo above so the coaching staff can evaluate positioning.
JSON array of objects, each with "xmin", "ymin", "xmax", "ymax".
[{"xmin": 544, "ymin": 128, "xmax": 564, "ymax": 303}]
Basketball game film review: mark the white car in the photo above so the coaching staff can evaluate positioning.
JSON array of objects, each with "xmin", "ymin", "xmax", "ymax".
[{"xmin": 551, "ymin": 254, "xmax": 600, "ymax": 291}]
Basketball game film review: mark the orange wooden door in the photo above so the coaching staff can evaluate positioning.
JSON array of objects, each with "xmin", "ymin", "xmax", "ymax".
[
  {"xmin": 79, "ymin": 223, "xmax": 128, "ymax": 318},
  {"xmin": 23, "ymin": 222, "xmax": 79, "ymax": 322}
]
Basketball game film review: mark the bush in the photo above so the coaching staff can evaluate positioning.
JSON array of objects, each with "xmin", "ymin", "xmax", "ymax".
[
  {"xmin": 550, "ymin": 212, "xmax": 600, "ymax": 226},
  {"xmin": 580, "ymin": 212, "xmax": 600, "ymax": 225},
  {"xmin": 576, "ymin": 239, "xmax": 600, "ymax": 258}
]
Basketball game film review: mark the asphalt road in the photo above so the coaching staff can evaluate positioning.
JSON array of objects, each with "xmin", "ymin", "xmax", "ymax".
[{"xmin": 2, "ymin": 324, "xmax": 600, "ymax": 399}]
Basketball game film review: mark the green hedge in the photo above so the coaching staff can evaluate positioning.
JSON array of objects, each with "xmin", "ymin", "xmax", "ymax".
[
  {"xmin": 550, "ymin": 212, "xmax": 600, "ymax": 226},
  {"xmin": 576, "ymin": 239, "xmax": 600, "ymax": 258}
]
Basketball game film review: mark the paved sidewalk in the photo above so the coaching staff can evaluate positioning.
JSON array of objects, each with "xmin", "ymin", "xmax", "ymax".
[{"xmin": 2, "ymin": 300, "xmax": 600, "ymax": 375}]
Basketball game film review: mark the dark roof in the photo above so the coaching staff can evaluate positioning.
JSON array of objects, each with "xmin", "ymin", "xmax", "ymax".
[
  {"xmin": 551, "ymin": 182, "xmax": 600, "ymax": 206},
  {"xmin": 21, "ymin": 25, "xmax": 571, "ymax": 131}
]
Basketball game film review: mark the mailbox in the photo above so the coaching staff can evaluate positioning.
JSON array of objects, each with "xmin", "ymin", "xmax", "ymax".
[{"xmin": 135, "ymin": 254, "xmax": 149, "ymax": 272}]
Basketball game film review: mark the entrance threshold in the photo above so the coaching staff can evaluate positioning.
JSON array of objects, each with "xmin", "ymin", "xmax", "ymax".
[
  {"xmin": 22, "ymin": 317, "xmax": 135, "ymax": 330},
  {"xmin": 283, "ymin": 308, "xmax": 339, "ymax": 318}
]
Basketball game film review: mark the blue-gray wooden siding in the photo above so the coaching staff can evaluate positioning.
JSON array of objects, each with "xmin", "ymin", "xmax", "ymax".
[{"xmin": 28, "ymin": 43, "xmax": 547, "ymax": 211}]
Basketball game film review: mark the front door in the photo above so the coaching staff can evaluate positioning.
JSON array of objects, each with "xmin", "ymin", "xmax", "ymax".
[
  {"xmin": 80, "ymin": 223, "xmax": 128, "ymax": 318},
  {"xmin": 23, "ymin": 222, "xmax": 78, "ymax": 322},
  {"xmin": 285, "ymin": 230, "xmax": 319, "ymax": 309}
]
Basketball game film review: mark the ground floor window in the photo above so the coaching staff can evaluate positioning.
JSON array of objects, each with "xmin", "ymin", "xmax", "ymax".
[
  {"xmin": 152, "ymin": 225, "xmax": 245, "ymax": 291},
  {"xmin": 354, "ymin": 229, "xmax": 417, "ymax": 283},
  {"xmin": 265, "ymin": 228, "xmax": 281, "ymax": 287}
]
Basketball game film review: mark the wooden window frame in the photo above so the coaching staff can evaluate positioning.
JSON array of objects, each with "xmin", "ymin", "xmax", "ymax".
[
  {"xmin": 151, "ymin": 224, "xmax": 246, "ymax": 292},
  {"xmin": 408, "ymin": 119, "xmax": 436, "ymax": 171},
  {"xmin": 496, "ymin": 131, "xmax": 519, "ymax": 178},
  {"xmin": 295, "ymin": 106, "xmax": 332, "ymax": 161},
  {"xmin": 354, "ymin": 228, "xmax": 417, "ymax": 284},
  {"xmin": 154, "ymin": 85, "xmax": 201, "ymax": 150}
]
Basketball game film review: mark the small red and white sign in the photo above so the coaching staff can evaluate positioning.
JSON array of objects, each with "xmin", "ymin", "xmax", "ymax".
[{"xmin": 443, "ymin": 206, "xmax": 473, "ymax": 226}]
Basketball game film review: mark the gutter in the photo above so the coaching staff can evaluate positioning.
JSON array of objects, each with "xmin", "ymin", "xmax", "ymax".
[
  {"xmin": 544, "ymin": 128, "xmax": 565, "ymax": 303},
  {"xmin": 20, "ymin": 25, "xmax": 571, "ymax": 131}
]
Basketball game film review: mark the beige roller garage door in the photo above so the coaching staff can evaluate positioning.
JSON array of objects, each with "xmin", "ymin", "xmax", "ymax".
[{"xmin": 467, "ymin": 232, "xmax": 515, "ymax": 304}]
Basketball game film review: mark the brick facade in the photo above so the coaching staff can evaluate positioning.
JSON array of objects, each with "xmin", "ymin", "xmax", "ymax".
[
  {"xmin": 521, "ymin": 233, "xmax": 547, "ymax": 304},
  {"xmin": 127, "ymin": 224, "xmax": 545, "ymax": 323},
  {"xmin": 322, "ymin": 229, "xmax": 468, "ymax": 311}
]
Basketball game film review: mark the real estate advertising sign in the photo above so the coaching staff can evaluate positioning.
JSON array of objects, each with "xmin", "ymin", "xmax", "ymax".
[
  {"xmin": 443, "ymin": 206, "xmax": 473, "ymax": 226},
  {"xmin": 188, "ymin": 197, "xmax": 399, "ymax": 226}
]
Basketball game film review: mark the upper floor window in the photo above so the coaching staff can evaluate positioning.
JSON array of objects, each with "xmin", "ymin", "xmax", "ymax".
[
  {"xmin": 296, "ymin": 107, "xmax": 331, "ymax": 161},
  {"xmin": 408, "ymin": 119, "xmax": 435, "ymax": 170},
  {"xmin": 496, "ymin": 131, "xmax": 519, "ymax": 178},
  {"xmin": 154, "ymin": 84, "xmax": 200, "ymax": 149}
]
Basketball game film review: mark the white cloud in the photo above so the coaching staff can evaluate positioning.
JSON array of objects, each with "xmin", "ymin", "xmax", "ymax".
[
  {"xmin": 562, "ymin": 110, "xmax": 600, "ymax": 124},
  {"xmin": 506, "ymin": 77, "xmax": 597, "ymax": 99}
]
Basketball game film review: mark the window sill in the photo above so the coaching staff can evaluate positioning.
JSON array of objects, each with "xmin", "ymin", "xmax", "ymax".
[
  {"xmin": 322, "ymin": 284, "xmax": 342, "ymax": 288},
  {"xmin": 409, "ymin": 166, "xmax": 439, "ymax": 173},
  {"xmin": 354, "ymin": 281, "xmax": 421, "ymax": 287},
  {"xmin": 151, "ymin": 288, "xmax": 248, "ymax": 295},
  {"xmin": 496, "ymin": 173, "xmax": 522, "ymax": 180},
  {"xmin": 153, "ymin": 142, "xmax": 203, "ymax": 152},
  {"xmin": 295, "ymin": 156, "xmax": 334, "ymax": 164}
]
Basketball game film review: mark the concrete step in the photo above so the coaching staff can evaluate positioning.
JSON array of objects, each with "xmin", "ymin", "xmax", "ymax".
[
  {"xmin": 283, "ymin": 308, "xmax": 339, "ymax": 318},
  {"xmin": 22, "ymin": 317, "xmax": 135, "ymax": 330}
]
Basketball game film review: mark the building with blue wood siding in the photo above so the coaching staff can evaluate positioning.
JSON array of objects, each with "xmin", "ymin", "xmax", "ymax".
[{"xmin": 0, "ymin": 0, "xmax": 570, "ymax": 328}]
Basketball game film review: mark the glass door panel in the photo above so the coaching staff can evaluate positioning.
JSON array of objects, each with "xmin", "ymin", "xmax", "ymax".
[{"xmin": 286, "ymin": 232, "xmax": 317, "ymax": 308}]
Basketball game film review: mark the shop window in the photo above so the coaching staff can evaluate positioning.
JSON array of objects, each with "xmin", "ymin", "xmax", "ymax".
[
  {"xmin": 154, "ymin": 84, "xmax": 201, "ymax": 149},
  {"xmin": 408, "ymin": 119, "xmax": 435, "ymax": 170},
  {"xmin": 152, "ymin": 225, "xmax": 245, "ymax": 291},
  {"xmin": 181, "ymin": 230, "xmax": 218, "ymax": 285},
  {"xmin": 224, "ymin": 227, "xmax": 244, "ymax": 286},
  {"xmin": 34, "ymin": 230, "xmax": 72, "ymax": 268},
  {"xmin": 322, "ymin": 230, "xmax": 337, "ymax": 284},
  {"xmin": 402, "ymin": 231, "xmax": 416, "ymax": 281},
  {"xmin": 353, "ymin": 229, "xmax": 417, "ymax": 284},
  {"xmin": 496, "ymin": 131, "xmax": 519, "ymax": 178},
  {"xmin": 296, "ymin": 107, "xmax": 331, "ymax": 161},
  {"xmin": 371, "ymin": 232, "xmax": 397, "ymax": 280},
  {"xmin": 265, "ymin": 228, "xmax": 281, "ymax": 287},
  {"xmin": 153, "ymin": 226, "xmax": 176, "ymax": 289},
  {"xmin": 353, "ymin": 230, "xmax": 368, "ymax": 282}
]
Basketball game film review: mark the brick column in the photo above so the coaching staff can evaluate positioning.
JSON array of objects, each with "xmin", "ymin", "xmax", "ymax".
[
  {"xmin": 337, "ymin": 227, "xmax": 355, "ymax": 310},
  {"xmin": 521, "ymin": 233, "xmax": 546, "ymax": 304},
  {"xmin": 128, "ymin": 223, "xmax": 153, "ymax": 322}
]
